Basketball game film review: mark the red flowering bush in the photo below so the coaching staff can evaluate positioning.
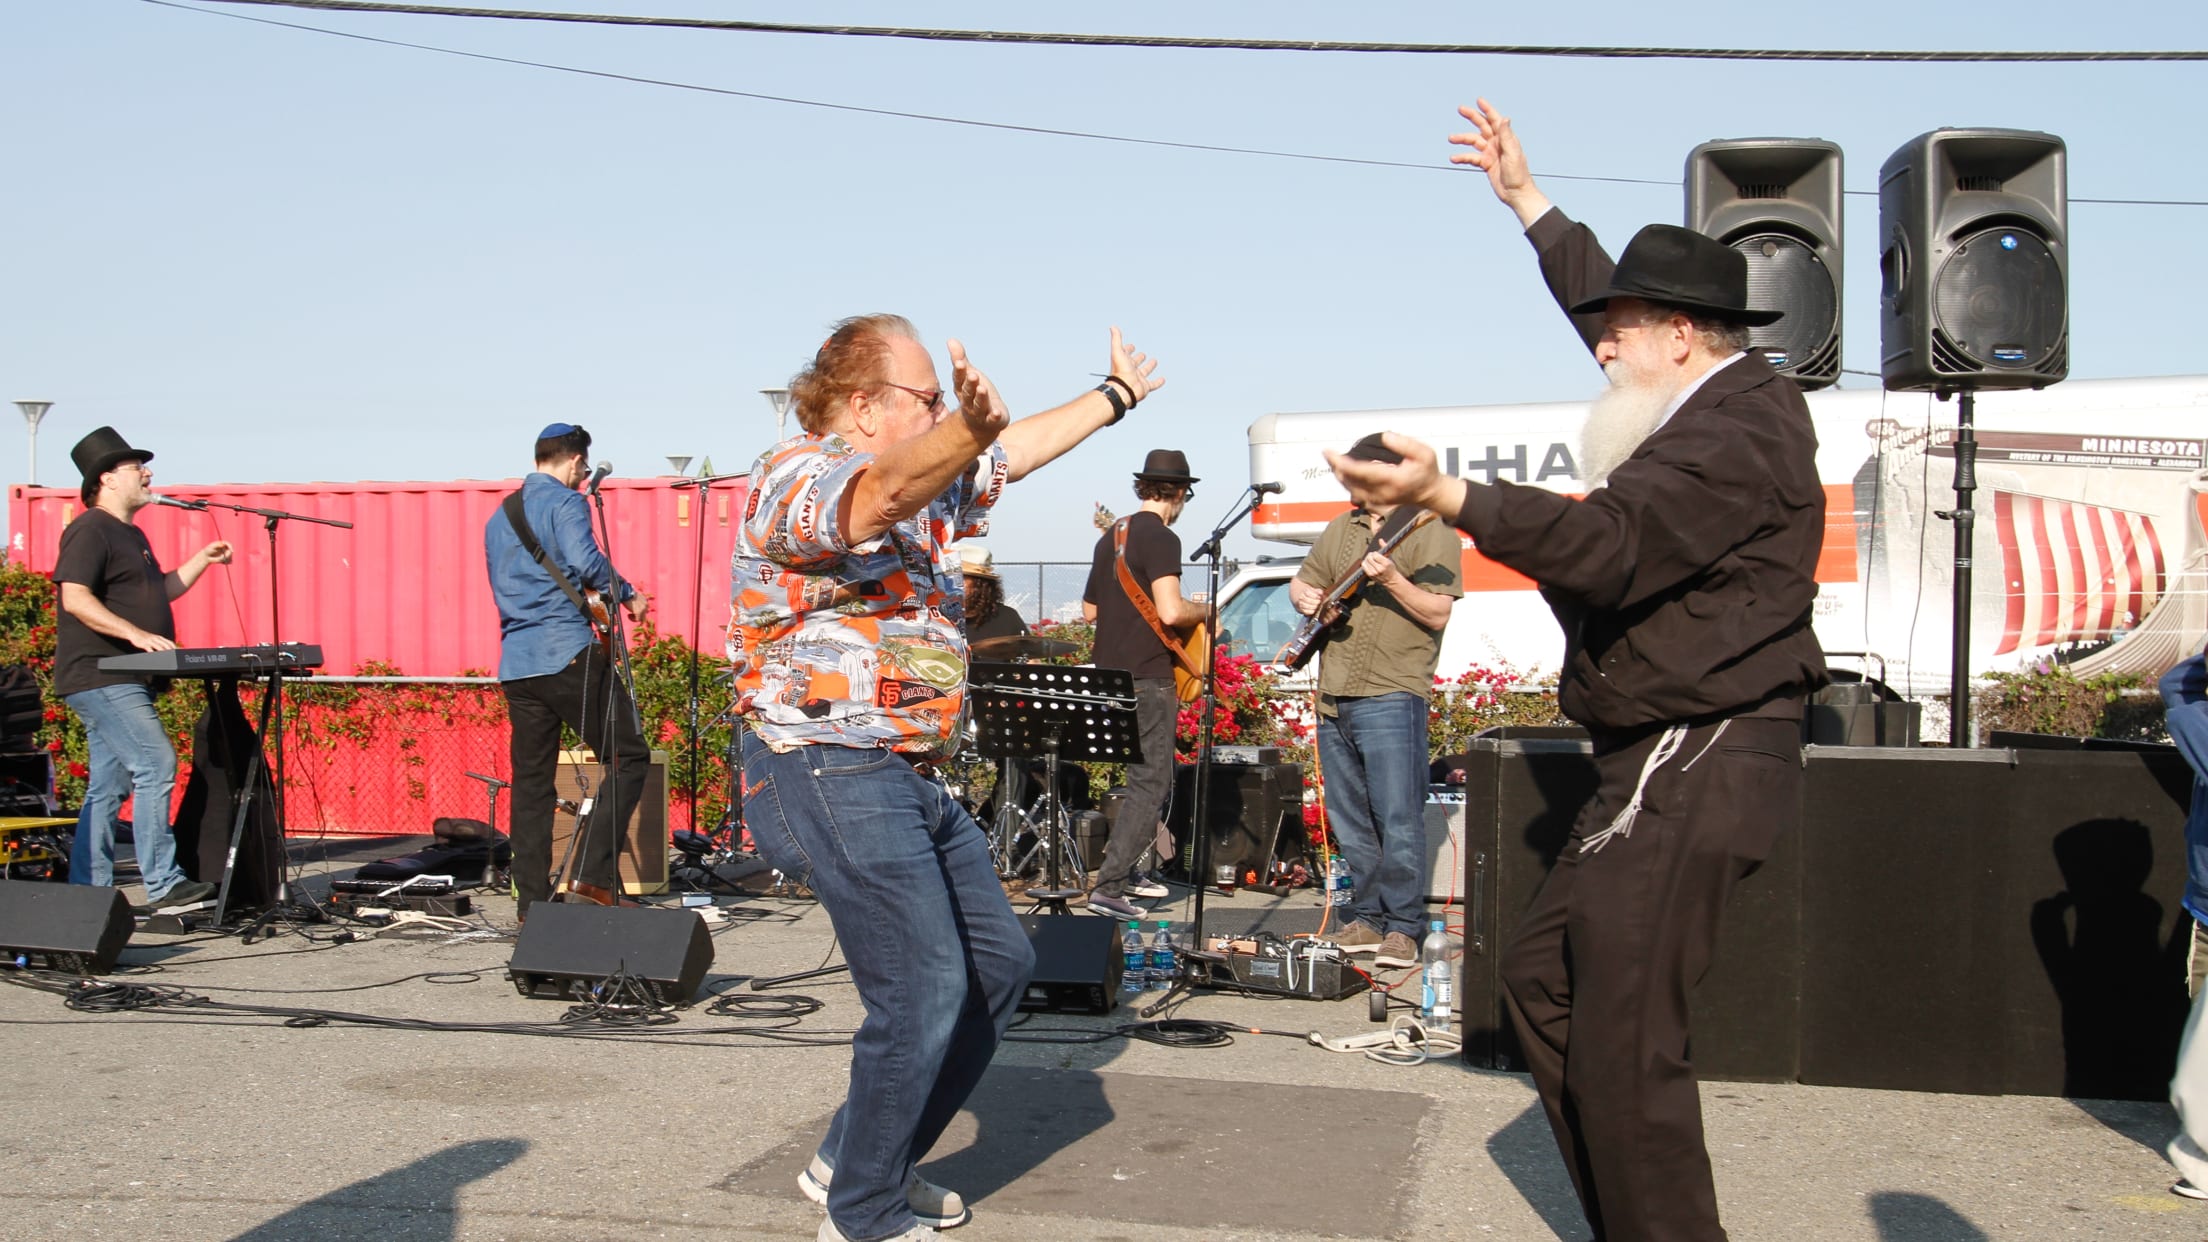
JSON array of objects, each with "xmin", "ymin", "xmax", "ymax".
[{"xmin": 1429, "ymin": 662, "xmax": 1565, "ymax": 758}]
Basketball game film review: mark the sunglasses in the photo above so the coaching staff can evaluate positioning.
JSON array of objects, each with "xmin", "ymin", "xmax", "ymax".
[{"xmin": 880, "ymin": 382, "xmax": 946, "ymax": 414}]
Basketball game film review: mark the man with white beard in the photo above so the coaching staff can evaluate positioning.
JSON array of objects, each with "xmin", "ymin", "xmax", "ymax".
[{"xmin": 1325, "ymin": 100, "xmax": 1828, "ymax": 1242}]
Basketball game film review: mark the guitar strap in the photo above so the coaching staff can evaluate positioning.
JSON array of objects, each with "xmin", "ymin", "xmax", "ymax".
[
  {"xmin": 500, "ymin": 490, "xmax": 599, "ymax": 626},
  {"xmin": 1112, "ymin": 517, "xmax": 1203, "ymax": 678}
]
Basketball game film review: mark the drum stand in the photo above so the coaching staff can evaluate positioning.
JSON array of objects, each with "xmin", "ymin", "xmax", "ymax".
[{"xmin": 968, "ymin": 661, "xmax": 1140, "ymax": 915}]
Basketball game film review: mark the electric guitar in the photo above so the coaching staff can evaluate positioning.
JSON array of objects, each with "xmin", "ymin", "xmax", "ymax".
[{"xmin": 1273, "ymin": 509, "xmax": 1441, "ymax": 671}]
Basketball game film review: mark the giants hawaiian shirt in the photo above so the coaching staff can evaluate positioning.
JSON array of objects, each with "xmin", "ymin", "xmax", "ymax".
[{"xmin": 729, "ymin": 432, "xmax": 1010, "ymax": 756}]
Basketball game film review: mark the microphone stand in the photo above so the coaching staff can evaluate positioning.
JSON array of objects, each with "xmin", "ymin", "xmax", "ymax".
[
  {"xmin": 569, "ymin": 478, "xmax": 646, "ymax": 902},
  {"xmin": 1140, "ymin": 484, "xmax": 1267, "ymax": 1017},
  {"xmin": 185, "ymin": 497, "xmax": 353, "ymax": 936},
  {"xmin": 668, "ymin": 472, "xmax": 750, "ymax": 842}
]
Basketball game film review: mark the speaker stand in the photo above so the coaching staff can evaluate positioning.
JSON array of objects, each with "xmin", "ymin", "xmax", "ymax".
[{"xmin": 1935, "ymin": 389, "xmax": 1978, "ymax": 747}]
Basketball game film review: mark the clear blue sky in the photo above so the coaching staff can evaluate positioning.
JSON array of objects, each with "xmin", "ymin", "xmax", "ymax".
[{"xmin": 5, "ymin": 1, "xmax": 2201, "ymax": 564}]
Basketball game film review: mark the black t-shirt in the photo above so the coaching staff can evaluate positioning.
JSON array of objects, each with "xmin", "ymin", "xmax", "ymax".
[
  {"xmin": 967, "ymin": 603, "xmax": 1029, "ymax": 643},
  {"xmin": 1084, "ymin": 511, "xmax": 1183, "ymax": 681},
  {"xmin": 52, "ymin": 509, "xmax": 175, "ymax": 696}
]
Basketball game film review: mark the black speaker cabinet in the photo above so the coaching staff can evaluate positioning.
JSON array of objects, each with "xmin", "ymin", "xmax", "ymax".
[
  {"xmin": 1017, "ymin": 913, "xmax": 1124, "ymax": 1014},
  {"xmin": 552, "ymin": 748, "xmax": 670, "ymax": 895},
  {"xmin": 1879, "ymin": 128, "xmax": 2068, "ymax": 391},
  {"xmin": 0, "ymin": 880, "xmax": 133, "ymax": 974},
  {"xmin": 1459, "ymin": 731, "xmax": 1803, "ymax": 1083},
  {"xmin": 1686, "ymin": 137, "xmax": 1844, "ymax": 389},
  {"xmin": 1166, "ymin": 761, "xmax": 1302, "ymax": 886},
  {"xmin": 506, "ymin": 902, "xmax": 712, "ymax": 1006}
]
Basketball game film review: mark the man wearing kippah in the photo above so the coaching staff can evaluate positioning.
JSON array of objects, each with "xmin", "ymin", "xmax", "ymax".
[{"xmin": 483, "ymin": 423, "xmax": 650, "ymax": 921}]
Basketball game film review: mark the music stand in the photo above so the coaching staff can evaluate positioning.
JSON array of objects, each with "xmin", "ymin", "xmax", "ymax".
[{"xmin": 968, "ymin": 661, "xmax": 1141, "ymax": 914}]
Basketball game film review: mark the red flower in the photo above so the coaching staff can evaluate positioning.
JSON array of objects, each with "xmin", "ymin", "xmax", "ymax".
[{"xmin": 66, "ymin": 761, "xmax": 87, "ymax": 779}]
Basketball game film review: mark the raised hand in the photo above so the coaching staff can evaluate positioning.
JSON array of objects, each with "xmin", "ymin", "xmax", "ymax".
[
  {"xmin": 1107, "ymin": 326, "xmax": 1164, "ymax": 404},
  {"xmin": 1448, "ymin": 98, "xmax": 1551, "ymax": 226},
  {"xmin": 946, "ymin": 338, "xmax": 1010, "ymax": 437}
]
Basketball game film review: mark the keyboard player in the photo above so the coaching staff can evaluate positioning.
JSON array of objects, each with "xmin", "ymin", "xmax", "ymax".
[{"xmin": 54, "ymin": 427, "xmax": 233, "ymax": 910}]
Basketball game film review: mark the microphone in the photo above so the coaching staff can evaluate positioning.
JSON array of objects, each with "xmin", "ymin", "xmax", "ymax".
[
  {"xmin": 585, "ymin": 462, "xmax": 613, "ymax": 493},
  {"xmin": 148, "ymin": 494, "xmax": 208, "ymax": 511},
  {"xmin": 1252, "ymin": 481, "xmax": 1285, "ymax": 495}
]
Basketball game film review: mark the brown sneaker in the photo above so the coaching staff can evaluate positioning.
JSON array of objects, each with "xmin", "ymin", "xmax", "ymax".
[
  {"xmin": 1374, "ymin": 932, "xmax": 1419, "ymax": 970},
  {"xmin": 1329, "ymin": 921, "xmax": 1384, "ymax": 954}
]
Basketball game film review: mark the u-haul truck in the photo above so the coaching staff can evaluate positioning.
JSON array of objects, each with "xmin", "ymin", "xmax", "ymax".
[{"xmin": 1218, "ymin": 374, "xmax": 2208, "ymax": 699}]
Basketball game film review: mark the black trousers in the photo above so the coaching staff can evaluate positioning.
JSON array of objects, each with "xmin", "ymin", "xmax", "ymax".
[
  {"xmin": 502, "ymin": 647, "xmax": 651, "ymax": 915},
  {"xmin": 1498, "ymin": 714, "xmax": 1801, "ymax": 1242}
]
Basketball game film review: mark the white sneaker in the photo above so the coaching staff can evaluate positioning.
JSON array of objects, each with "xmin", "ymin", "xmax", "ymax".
[
  {"xmin": 800, "ymin": 1153, "xmax": 970, "ymax": 1229},
  {"xmin": 1124, "ymin": 875, "xmax": 1169, "ymax": 899},
  {"xmin": 817, "ymin": 1218, "xmax": 940, "ymax": 1241}
]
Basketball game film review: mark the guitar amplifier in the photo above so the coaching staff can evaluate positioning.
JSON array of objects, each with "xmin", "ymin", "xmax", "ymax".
[{"xmin": 552, "ymin": 749, "xmax": 669, "ymax": 896}]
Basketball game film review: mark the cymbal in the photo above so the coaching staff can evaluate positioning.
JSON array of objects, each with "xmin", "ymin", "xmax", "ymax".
[{"xmin": 970, "ymin": 634, "xmax": 1079, "ymax": 660}]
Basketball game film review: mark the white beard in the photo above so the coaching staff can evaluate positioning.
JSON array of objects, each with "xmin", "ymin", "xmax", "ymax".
[{"xmin": 1578, "ymin": 368, "xmax": 1675, "ymax": 489}]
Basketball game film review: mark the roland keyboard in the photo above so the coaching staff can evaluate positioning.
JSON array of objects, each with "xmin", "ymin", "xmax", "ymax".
[{"xmin": 97, "ymin": 644, "xmax": 324, "ymax": 677}]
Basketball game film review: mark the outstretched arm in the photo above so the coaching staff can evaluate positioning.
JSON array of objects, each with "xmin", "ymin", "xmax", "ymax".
[{"xmin": 995, "ymin": 327, "xmax": 1163, "ymax": 483}]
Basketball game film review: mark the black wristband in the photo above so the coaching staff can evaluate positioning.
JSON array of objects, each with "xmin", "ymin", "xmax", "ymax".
[
  {"xmin": 1102, "ymin": 374, "xmax": 1139, "ymax": 406},
  {"xmin": 1094, "ymin": 382, "xmax": 1129, "ymax": 425}
]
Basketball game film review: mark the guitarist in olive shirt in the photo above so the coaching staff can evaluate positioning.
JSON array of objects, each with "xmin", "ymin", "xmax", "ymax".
[
  {"xmin": 1290, "ymin": 436, "xmax": 1461, "ymax": 969},
  {"xmin": 1081, "ymin": 449, "xmax": 1202, "ymax": 920},
  {"xmin": 54, "ymin": 427, "xmax": 232, "ymax": 908}
]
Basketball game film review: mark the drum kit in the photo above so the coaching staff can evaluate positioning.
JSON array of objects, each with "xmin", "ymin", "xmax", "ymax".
[{"xmin": 948, "ymin": 633, "xmax": 1118, "ymax": 897}]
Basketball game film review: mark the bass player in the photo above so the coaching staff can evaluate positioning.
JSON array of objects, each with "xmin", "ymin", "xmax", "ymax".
[
  {"xmin": 1081, "ymin": 448, "xmax": 1203, "ymax": 920},
  {"xmin": 1289, "ymin": 434, "xmax": 1461, "ymax": 969},
  {"xmin": 483, "ymin": 422, "xmax": 650, "ymax": 923}
]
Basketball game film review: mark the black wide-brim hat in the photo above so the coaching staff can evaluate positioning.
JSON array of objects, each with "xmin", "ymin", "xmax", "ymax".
[
  {"xmin": 1133, "ymin": 448, "xmax": 1199, "ymax": 485},
  {"xmin": 70, "ymin": 426, "xmax": 155, "ymax": 482},
  {"xmin": 1567, "ymin": 224, "xmax": 1784, "ymax": 327}
]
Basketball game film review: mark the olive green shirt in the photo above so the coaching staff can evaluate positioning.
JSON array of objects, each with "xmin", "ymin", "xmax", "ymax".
[{"xmin": 1295, "ymin": 507, "xmax": 1463, "ymax": 716}]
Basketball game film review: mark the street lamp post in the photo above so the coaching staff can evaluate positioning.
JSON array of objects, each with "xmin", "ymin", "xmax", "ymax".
[
  {"xmin": 760, "ymin": 388, "xmax": 791, "ymax": 443},
  {"xmin": 15, "ymin": 401, "xmax": 52, "ymax": 486}
]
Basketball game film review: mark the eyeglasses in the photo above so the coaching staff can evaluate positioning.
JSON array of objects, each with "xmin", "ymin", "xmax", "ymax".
[
  {"xmin": 879, "ymin": 382, "xmax": 946, "ymax": 414},
  {"xmin": 1180, "ymin": 487, "xmax": 1196, "ymax": 502}
]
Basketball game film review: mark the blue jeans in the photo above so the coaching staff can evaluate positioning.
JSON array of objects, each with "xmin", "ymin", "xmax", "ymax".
[
  {"xmin": 66, "ymin": 682, "xmax": 185, "ymax": 896},
  {"xmin": 741, "ymin": 734, "xmax": 1035, "ymax": 1242},
  {"xmin": 1317, "ymin": 692, "xmax": 1431, "ymax": 940},
  {"xmin": 2162, "ymin": 655, "xmax": 2208, "ymax": 926}
]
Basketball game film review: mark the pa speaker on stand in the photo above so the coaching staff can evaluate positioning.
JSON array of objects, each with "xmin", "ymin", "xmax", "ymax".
[
  {"xmin": 1686, "ymin": 138, "xmax": 1844, "ymax": 389},
  {"xmin": 1879, "ymin": 128, "xmax": 2068, "ymax": 392}
]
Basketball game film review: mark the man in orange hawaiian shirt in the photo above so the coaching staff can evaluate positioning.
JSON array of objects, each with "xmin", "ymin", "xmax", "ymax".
[{"xmin": 732, "ymin": 314, "xmax": 1161, "ymax": 1242}]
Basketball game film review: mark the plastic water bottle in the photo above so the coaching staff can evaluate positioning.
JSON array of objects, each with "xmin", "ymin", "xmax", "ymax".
[
  {"xmin": 1148, "ymin": 920, "xmax": 1177, "ymax": 983},
  {"xmin": 1327, "ymin": 855, "xmax": 1353, "ymax": 908},
  {"xmin": 1121, "ymin": 921, "xmax": 1147, "ymax": 995},
  {"xmin": 1419, "ymin": 920, "xmax": 1454, "ymax": 1033}
]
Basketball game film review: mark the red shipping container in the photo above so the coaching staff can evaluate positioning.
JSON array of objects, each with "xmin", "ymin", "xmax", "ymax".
[{"xmin": 9, "ymin": 477, "xmax": 749, "ymax": 836}]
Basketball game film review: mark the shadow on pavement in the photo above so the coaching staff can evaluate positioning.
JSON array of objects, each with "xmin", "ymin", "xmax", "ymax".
[
  {"xmin": 2070, "ymin": 1095, "xmax": 2179, "ymax": 1158},
  {"xmin": 1483, "ymin": 1096, "xmax": 1585, "ymax": 1241},
  {"xmin": 227, "ymin": 1137, "xmax": 528, "ymax": 1241},
  {"xmin": 1866, "ymin": 1190, "xmax": 1991, "ymax": 1241}
]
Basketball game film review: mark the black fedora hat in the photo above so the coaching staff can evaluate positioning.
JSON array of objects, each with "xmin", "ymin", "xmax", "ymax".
[
  {"xmin": 1132, "ymin": 448, "xmax": 1199, "ymax": 485},
  {"xmin": 1567, "ymin": 224, "xmax": 1783, "ymax": 327},
  {"xmin": 70, "ymin": 426, "xmax": 155, "ymax": 482}
]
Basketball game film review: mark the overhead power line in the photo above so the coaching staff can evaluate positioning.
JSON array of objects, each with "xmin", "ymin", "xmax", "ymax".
[
  {"xmin": 189, "ymin": 0, "xmax": 2208, "ymax": 64},
  {"xmin": 146, "ymin": 1, "xmax": 2208, "ymax": 209}
]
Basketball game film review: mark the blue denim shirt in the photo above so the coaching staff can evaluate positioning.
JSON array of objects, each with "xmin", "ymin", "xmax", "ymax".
[
  {"xmin": 484, "ymin": 472, "xmax": 631, "ymax": 682},
  {"xmin": 2160, "ymin": 652, "xmax": 2208, "ymax": 927}
]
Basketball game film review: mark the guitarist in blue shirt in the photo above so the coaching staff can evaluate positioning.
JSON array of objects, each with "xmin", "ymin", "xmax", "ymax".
[{"xmin": 482, "ymin": 423, "xmax": 650, "ymax": 921}]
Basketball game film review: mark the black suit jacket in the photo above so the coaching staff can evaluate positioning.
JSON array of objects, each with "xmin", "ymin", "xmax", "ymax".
[{"xmin": 1450, "ymin": 208, "xmax": 1828, "ymax": 733}]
